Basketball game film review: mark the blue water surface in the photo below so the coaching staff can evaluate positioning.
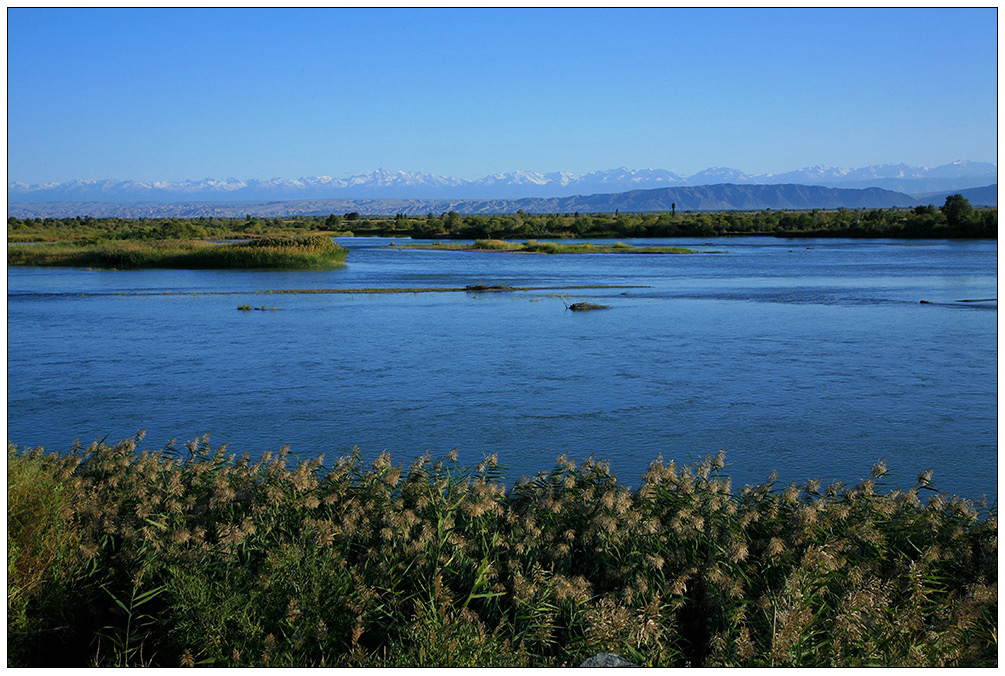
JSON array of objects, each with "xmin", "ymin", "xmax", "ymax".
[{"xmin": 7, "ymin": 237, "xmax": 998, "ymax": 499}]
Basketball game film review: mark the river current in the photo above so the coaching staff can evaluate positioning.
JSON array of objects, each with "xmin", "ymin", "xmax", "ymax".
[{"xmin": 6, "ymin": 237, "xmax": 998, "ymax": 500}]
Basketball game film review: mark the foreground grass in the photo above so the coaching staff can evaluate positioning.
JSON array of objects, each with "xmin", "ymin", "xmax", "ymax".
[
  {"xmin": 403, "ymin": 239, "xmax": 700, "ymax": 254},
  {"xmin": 7, "ymin": 236, "xmax": 348, "ymax": 269},
  {"xmin": 7, "ymin": 438, "xmax": 996, "ymax": 667}
]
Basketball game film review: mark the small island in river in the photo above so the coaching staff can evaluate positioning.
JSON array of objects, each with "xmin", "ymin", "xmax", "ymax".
[
  {"xmin": 397, "ymin": 239, "xmax": 701, "ymax": 254},
  {"xmin": 7, "ymin": 235, "xmax": 349, "ymax": 269}
]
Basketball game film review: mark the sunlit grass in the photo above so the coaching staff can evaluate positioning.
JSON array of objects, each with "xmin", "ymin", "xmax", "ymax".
[
  {"xmin": 7, "ymin": 236, "xmax": 348, "ymax": 269},
  {"xmin": 7, "ymin": 437, "xmax": 996, "ymax": 667}
]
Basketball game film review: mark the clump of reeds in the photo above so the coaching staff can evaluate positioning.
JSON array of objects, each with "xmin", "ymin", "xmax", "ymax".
[
  {"xmin": 471, "ymin": 239, "xmax": 520, "ymax": 251},
  {"xmin": 521, "ymin": 240, "xmax": 563, "ymax": 253},
  {"xmin": 7, "ymin": 236, "xmax": 348, "ymax": 269},
  {"xmin": 6, "ymin": 439, "xmax": 997, "ymax": 667}
]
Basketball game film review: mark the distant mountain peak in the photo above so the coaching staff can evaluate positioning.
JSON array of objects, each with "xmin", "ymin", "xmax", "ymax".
[{"xmin": 8, "ymin": 161, "xmax": 996, "ymax": 204}]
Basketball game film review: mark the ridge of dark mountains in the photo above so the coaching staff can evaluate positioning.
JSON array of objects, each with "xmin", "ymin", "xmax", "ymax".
[
  {"xmin": 912, "ymin": 184, "xmax": 997, "ymax": 207},
  {"xmin": 8, "ymin": 183, "xmax": 927, "ymax": 219}
]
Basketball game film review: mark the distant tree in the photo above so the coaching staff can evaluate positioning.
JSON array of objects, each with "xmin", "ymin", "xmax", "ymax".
[
  {"xmin": 443, "ymin": 211, "xmax": 463, "ymax": 231},
  {"xmin": 344, "ymin": 212, "xmax": 360, "ymax": 221},
  {"xmin": 325, "ymin": 213, "xmax": 343, "ymax": 229},
  {"xmin": 940, "ymin": 194, "xmax": 975, "ymax": 229},
  {"xmin": 416, "ymin": 212, "xmax": 445, "ymax": 237},
  {"xmin": 154, "ymin": 219, "xmax": 204, "ymax": 239},
  {"xmin": 242, "ymin": 217, "xmax": 264, "ymax": 234},
  {"xmin": 913, "ymin": 204, "xmax": 937, "ymax": 216}
]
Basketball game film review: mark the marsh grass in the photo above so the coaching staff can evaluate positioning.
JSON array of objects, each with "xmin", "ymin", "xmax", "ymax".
[
  {"xmin": 7, "ymin": 236, "xmax": 348, "ymax": 269},
  {"xmin": 472, "ymin": 239, "xmax": 521, "ymax": 251},
  {"xmin": 6, "ymin": 439, "xmax": 997, "ymax": 667}
]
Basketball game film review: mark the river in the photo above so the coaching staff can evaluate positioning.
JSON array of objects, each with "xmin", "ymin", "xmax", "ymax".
[{"xmin": 6, "ymin": 237, "xmax": 998, "ymax": 500}]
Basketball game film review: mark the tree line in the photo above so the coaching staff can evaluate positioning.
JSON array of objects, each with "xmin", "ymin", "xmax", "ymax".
[{"xmin": 7, "ymin": 195, "xmax": 996, "ymax": 242}]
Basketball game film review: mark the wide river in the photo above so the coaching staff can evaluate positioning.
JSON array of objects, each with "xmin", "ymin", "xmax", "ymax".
[{"xmin": 7, "ymin": 237, "xmax": 998, "ymax": 500}]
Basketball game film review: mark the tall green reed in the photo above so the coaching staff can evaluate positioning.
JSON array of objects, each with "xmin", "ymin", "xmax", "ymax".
[{"xmin": 6, "ymin": 437, "xmax": 997, "ymax": 667}]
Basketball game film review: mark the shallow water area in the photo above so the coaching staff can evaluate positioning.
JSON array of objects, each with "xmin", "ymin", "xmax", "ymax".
[{"xmin": 7, "ymin": 236, "xmax": 998, "ymax": 500}]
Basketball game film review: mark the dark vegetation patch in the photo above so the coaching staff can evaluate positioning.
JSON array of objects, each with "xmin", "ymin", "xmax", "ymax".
[
  {"xmin": 465, "ymin": 284, "xmax": 515, "ymax": 292},
  {"xmin": 405, "ymin": 240, "xmax": 700, "ymax": 254},
  {"xmin": 567, "ymin": 302, "xmax": 612, "ymax": 311}
]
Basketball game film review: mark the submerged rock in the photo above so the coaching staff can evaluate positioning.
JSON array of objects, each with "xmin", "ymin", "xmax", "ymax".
[
  {"xmin": 465, "ymin": 284, "xmax": 514, "ymax": 292},
  {"xmin": 579, "ymin": 653, "xmax": 638, "ymax": 667},
  {"xmin": 570, "ymin": 301, "xmax": 607, "ymax": 311}
]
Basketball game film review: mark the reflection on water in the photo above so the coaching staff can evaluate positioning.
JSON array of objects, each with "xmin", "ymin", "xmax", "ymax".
[{"xmin": 7, "ymin": 237, "xmax": 998, "ymax": 499}]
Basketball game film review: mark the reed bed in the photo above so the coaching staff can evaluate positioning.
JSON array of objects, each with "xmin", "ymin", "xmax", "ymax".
[
  {"xmin": 7, "ymin": 438, "xmax": 996, "ymax": 667},
  {"xmin": 7, "ymin": 236, "xmax": 348, "ymax": 269}
]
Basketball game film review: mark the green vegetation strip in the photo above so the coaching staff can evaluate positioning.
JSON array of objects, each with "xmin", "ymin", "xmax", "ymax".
[
  {"xmin": 8, "ymin": 438, "xmax": 996, "ymax": 667},
  {"xmin": 402, "ymin": 239, "xmax": 701, "ymax": 254},
  {"xmin": 7, "ymin": 236, "xmax": 348, "ymax": 269},
  {"xmin": 9, "ymin": 195, "xmax": 995, "ymax": 243}
]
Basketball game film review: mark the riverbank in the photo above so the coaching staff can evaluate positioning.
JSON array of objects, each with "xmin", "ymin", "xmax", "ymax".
[
  {"xmin": 6, "ymin": 235, "xmax": 348, "ymax": 269},
  {"xmin": 8, "ymin": 438, "xmax": 996, "ymax": 667}
]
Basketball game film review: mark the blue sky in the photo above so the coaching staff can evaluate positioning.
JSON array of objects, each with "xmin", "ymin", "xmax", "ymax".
[{"xmin": 7, "ymin": 8, "xmax": 998, "ymax": 184}]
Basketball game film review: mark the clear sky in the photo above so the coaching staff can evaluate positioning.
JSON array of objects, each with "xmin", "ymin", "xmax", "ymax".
[{"xmin": 7, "ymin": 7, "xmax": 999, "ymax": 184}]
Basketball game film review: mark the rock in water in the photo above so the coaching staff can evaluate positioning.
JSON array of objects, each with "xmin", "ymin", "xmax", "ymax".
[
  {"xmin": 578, "ymin": 653, "xmax": 638, "ymax": 667},
  {"xmin": 568, "ymin": 302, "xmax": 611, "ymax": 311}
]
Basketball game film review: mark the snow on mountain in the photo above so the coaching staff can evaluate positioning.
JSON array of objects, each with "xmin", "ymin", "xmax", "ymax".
[
  {"xmin": 760, "ymin": 165, "xmax": 855, "ymax": 183},
  {"xmin": 925, "ymin": 160, "xmax": 999, "ymax": 178},
  {"xmin": 580, "ymin": 167, "xmax": 687, "ymax": 186},
  {"xmin": 685, "ymin": 167, "xmax": 756, "ymax": 184},
  {"xmin": 8, "ymin": 162, "xmax": 996, "ymax": 203}
]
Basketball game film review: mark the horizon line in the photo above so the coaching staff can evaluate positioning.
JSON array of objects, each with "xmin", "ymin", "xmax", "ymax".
[{"xmin": 7, "ymin": 159, "xmax": 999, "ymax": 187}]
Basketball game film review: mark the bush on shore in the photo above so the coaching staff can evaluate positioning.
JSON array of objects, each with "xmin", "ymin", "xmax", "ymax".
[{"xmin": 7, "ymin": 437, "xmax": 997, "ymax": 667}]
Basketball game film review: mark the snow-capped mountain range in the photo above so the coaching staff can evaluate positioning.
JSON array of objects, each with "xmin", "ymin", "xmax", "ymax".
[{"xmin": 8, "ymin": 161, "xmax": 996, "ymax": 203}]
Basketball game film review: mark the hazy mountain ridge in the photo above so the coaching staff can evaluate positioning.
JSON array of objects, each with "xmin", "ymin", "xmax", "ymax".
[
  {"xmin": 8, "ymin": 161, "xmax": 996, "ymax": 203},
  {"xmin": 9, "ymin": 182, "xmax": 970, "ymax": 220},
  {"xmin": 913, "ymin": 183, "xmax": 998, "ymax": 208}
]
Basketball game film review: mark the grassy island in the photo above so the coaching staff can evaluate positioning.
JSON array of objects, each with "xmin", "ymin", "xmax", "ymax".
[
  {"xmin": 7, "ymin": 235, "xmax": 348, "ymax": 269},
  {"xmin": 403, "ymin": 239, "xmax": 700, "ymax": 254},
  {"xmin": 8, "ymin": 437, "xmax": 996, "ymax": 668}
]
